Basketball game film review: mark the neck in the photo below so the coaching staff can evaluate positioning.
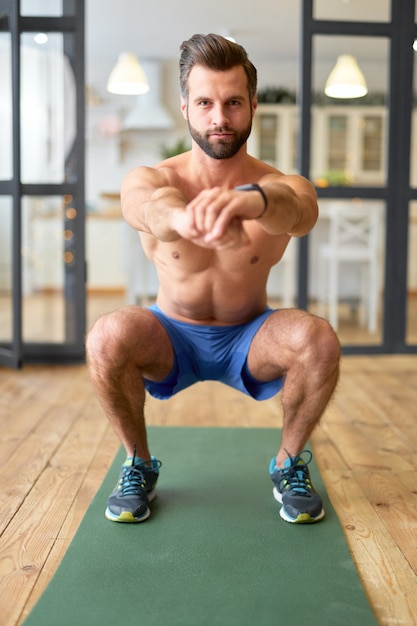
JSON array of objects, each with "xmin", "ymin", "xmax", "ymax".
[{"xmin": 189, "ymin": 142, "xmax": 251, "ymax": 188}]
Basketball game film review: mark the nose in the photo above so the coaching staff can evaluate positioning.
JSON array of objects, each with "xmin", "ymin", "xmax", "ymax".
[{"xmin": 211, "ymin": 104, "xmax": 230, "ymax": 127}]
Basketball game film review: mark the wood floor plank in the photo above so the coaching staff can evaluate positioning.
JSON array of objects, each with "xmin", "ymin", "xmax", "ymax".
[
  {"xmin": 0, "ymin": 367, "xmax": 94, "ymax": 535},
  {"xmin": 146, "ymin": 380, "xmax": 282, "ymax": 429},
  {"xmin": 19, "ymin": 423, "xmax": 120, "ymax": 625},
  {"xmin": 355, "ymin": 469, "xmax": 417, "ymax": 573},
  {"xmin": 1, "ymin": 356, "xmax": 417, "ymax": 626},
  {"xmin": 311, "ymin": 423, "xmax": 417, "ymax": 626},
  {"xmin": 0, "ymin": 375, "xmax": 109, "ymax": 626}
]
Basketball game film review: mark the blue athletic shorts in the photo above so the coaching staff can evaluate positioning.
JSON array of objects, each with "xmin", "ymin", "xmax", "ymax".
[{"xmin": 143, "ymin": 304, "xmax": 284, "ymax": 401}]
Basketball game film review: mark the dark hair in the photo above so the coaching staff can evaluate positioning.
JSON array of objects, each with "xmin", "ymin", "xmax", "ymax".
[{"xmin": 179, "ymin": 33, "xmax": 257, "ymax": 103}]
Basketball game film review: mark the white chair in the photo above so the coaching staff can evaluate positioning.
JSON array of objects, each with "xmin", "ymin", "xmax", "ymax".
[{"xmin": 317, "ymin": 202, "xmax": 381, "ymax": 333}]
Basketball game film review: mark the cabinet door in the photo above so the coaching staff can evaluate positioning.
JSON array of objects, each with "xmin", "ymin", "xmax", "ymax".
[
  {"xmin": 312, "ymin": 107, "xmax": 386, "ymax": 185},
  {"xmin": 357, "ymin": 113, "xmax": 386, "ymax": 184},
  {"xmin": 251, "ymin": 105, "xmax": 297, "ymax": 173},
  {"xmin": 327, "ymin": 114, "xmax": 348, "ymax": 171},
  {"xmin": 258, "ymin": 112, "xmax": 279, "ymax": 164}
]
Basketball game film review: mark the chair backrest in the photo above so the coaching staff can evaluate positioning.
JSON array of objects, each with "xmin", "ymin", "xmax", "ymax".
[{"xmin": 327, "ymin": 203, "xmax": 380, "ymax": 259}]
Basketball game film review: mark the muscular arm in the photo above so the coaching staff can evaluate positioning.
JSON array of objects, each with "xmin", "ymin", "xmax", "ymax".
[
  {"xmin": 121, "ymin": 164, "xmax": 318, "ymax": 249},
  {"xmin": 121, "ymin": 165, "xmax": 250, "ymax": 249},
  {"xmin": 256, "ymin": 173, "xmax": 318, "ymax": 237},
  {"xmin": 121, "ymin": 166, "xmax": 188, "ymax": 242},
  {"xmin": 200, "ymin": 172, "xmax": 318, "ymax": 245}
]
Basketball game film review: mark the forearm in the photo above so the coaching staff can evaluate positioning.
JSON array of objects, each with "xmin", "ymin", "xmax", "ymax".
[
  {"xmin": 142, "ymin": 187, "xmax": 189, "ymax": 241},
  {"xmin": 256, "ymin": 175, "xmax": 318, "ymax": 237},
  {"xmin": 122, "ymin": 185, "xmax": 188, "ymax": 242}
]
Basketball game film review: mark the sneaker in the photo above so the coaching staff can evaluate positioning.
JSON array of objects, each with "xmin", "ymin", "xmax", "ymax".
[
  {"xmin": 269, "ymin": 451, "xmax": 325, "ymax": 524},
  {"xmin": 105, "ymin": 452, "xmax": 162, "ymax": 523}
]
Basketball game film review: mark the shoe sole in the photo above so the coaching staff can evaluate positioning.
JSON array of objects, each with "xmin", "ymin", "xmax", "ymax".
[
  {"xmin": 105, "ymin": 506, "xmax": 151, "ymax": 523},
  {"xmin": 105, "ymin": 489, "xmax": 156, "ymax": 523},
  {"xmin": 272, "ymin": 487, "xmax": 325, "ymax": 524}
]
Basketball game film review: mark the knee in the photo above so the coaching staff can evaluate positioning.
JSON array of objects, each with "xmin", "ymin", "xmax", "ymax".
[
  {"xmin": 295, "ymin": 314, "xmax": 340, "ymax": 372},
  {"xmin": 86, "ymin": 306, "xmax": 141, "ymax": 370},
  {"xmin": 86, "ymin": 311, "xmax": 119, "ymax": 369}
]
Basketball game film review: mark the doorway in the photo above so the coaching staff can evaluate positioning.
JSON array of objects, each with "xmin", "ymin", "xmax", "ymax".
[{"xmin": 0, "ymin": 0, "xmax": 86, "ymax": 367}]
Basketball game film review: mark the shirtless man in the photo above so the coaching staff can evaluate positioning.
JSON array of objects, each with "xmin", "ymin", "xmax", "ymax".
[{"xmin": 86, "ymin": 33, "xmax": 340, "ymax": 525}]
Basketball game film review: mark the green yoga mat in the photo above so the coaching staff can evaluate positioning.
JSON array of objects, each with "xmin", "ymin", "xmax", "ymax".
[{"xmin": 24, "ymin": 427, "xmax": 377, "ymax": 626}]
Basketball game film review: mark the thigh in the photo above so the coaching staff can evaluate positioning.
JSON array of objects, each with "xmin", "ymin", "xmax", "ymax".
[
  {"xmin": 246, "ymin": 308, "xmax": 323, "ymax": 381},
  {"xmin": 88, "ymin": 305, "xmax": 174, "ymax": 381}
]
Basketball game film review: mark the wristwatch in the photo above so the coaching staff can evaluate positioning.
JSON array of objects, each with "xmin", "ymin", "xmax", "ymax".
[{"xmin": 234, "ymin": 183, "xmax": 268, "ymax": 218}]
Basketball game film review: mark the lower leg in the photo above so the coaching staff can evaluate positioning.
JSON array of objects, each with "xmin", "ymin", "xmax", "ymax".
[
  {"xmin": 248, "ymin": 311, "xmax": 340, "ymax": 523},
  {"xmin": 89, "ymin": 356, "xmax": 150, "ymax": 460},
  {"xmin": 247, "ymin": 310, "xmax": 340, "ymax": 468},
  {"xmin": 86, "ymin": 307, "xmax": 173, "ymax": 461},
  {"xmin": 275, "ymin": 351, "xmax": 339, "ymax": 467}
]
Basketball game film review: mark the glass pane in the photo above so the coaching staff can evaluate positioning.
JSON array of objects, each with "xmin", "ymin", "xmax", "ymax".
[
  {"xmin": 259, "ymin": 114, "xmax": 278, "ymax": 164},
  {"xmin": 312, "ymin": 36, "xmax": 388, "ymax": 187},
  {"xmin": 327, "ymin": 115, "xmax": 347, "ymax": 170},
  {"xmin": 410, "ymin": 34, "xmax": 417, "ymax": 344},
  {"xmin": 251, "ymin": 105, "xmax": 298, "ymax": 175},
  {"xmin": 22, "ymin": 195, "xmax": 76, "ymax": 343},
  {"xmin": 407, "ymin": 201, "xmax": 417, "ymax": 345},
  {"xmin": 309, "ymin": 199, "xmax": 385, "ymax": 345},
  {"xmin": 0, "ymin": 30, "xmax": 13, "ymax": 181},
  {"xmin": 20, "ymin": 32, "xmax": 76, "ymax": 184},
  {"xmin": 0, "ymin": 196, "xmax": 13, "ymax": 345},
  {"xmin": 361, "ymin": 115, "xmax": 383, "ymax": 171},
  {"xmin": 314, "ymin": 0, "xmax": 390, "ymax": 22},
  {"xmin": 20, "ymin": 0, "xmax": 75, "ymax": 16},
  {"xmin": 410, "ymin": 56, "xmax": 417, "ymax": 187}
]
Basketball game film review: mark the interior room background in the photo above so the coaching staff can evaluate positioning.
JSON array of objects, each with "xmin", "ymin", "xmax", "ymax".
[{"xmin": 1, "ymin": 0, "xmax": 416, "ymax": 366}]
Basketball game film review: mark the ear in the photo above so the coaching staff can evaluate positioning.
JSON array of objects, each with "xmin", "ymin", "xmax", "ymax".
[
  {"xmin": 251, "ymin": 95, "xmax": 258, "ymax": 117},
  {"xmin": 180, "ymin": 96, "xmax": 188, "ymax": 120}
]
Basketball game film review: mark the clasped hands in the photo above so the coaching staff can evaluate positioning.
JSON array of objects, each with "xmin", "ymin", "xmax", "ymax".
[{"xmin": 171, "ymin": 187, "xmax": 260, "ymax": 250}]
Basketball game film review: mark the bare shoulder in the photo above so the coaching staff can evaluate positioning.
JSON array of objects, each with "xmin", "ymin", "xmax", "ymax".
[
  {"xmin": 121, "ymin": 164, "xmax": 178, "ymax": 193},
  {"xmin": 121, "ymin": 152, "xmax": 191, "ymax": 196}
]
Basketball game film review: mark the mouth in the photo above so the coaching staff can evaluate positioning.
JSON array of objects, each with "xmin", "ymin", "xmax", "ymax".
[{"xmin": 209, "ymin": 131, "xmax": 234, "ymax": 140}]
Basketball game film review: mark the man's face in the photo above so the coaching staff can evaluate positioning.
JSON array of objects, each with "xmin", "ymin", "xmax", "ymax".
[{"xmin": 181, "ymin": 64, "xmax": 257, "ymax": 160}]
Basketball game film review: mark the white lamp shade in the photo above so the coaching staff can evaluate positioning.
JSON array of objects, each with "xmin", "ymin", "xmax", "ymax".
[
  {"xmin": 324, "ymin": 54, "xmax": 368, "ymax": 99},
  {"xmin": 107, "ymin": 53, "xmax": 150, "ymax": 95}
]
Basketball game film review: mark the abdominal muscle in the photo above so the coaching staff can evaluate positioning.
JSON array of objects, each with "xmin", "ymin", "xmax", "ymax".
[
  {"xmin": 140, "ymin": 228, "xmax": 290, "ymax": 325},
  {"xmin": 156, "ymin": 270, "xmax": 268, "ymax": 325}
]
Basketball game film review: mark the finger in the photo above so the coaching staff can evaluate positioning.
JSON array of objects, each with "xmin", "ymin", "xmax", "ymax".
[
  {"xmin": 202, "ymin": 190, "xmax": 230, "ymax": 234},
  {"xmin": 204, "ymin": 211, "xmax": 239, "ymax": 243},
  {"xmin": 187, "ymin": 189, "xmax": 216, "ymax": 233},
  {"xmin": 189, "ymin": 188, "xmax": 230, "ymax": 235},
  {"xmin": 205, "ymin": 218, "xmax": 250, "ymax": 248}
]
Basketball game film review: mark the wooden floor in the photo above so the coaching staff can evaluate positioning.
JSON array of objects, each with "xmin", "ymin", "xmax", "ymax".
[{"xmin": 1, "ymin": 355, "xmax": 417, "ymax": 626}]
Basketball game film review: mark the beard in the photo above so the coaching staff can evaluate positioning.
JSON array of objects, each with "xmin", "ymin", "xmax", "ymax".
[{"xmin": 187, "ymin": 119, "xmax": 252, "ymax": 160}]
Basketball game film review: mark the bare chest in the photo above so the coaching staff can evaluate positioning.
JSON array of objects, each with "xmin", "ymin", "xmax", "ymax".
[{"xmin": 141, "ymin": 231, "xmax": 289, "ymax": 276}]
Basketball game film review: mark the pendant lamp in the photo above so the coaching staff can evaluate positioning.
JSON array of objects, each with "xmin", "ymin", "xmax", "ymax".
[
  {"xmin": 107, "ymin": 53, "xmax": 149, "ymax": 95},
  {"xmin": 324, "ymin": 54, "xmax": 368, "ymax": 99}
]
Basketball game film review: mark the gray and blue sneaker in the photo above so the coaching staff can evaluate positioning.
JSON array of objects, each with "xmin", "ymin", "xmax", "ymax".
[
  {"xmin": 269, "ymin": 451, "xmax": 325, "ymax": 523},
  {"xmin": 105, "ymin": 452, "xmax": 162, "ymax": 523}
]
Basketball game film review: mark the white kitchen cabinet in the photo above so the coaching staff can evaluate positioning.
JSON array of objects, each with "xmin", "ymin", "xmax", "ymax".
[
  {"xmin": 311, "ymin": 105, "xmax": 387, "ymax": 185},
  {"xmin": 248, "ymin": 104, "xmax": 298, "ymax": 174},
  {"xmin": 251, "ymin": 103, "xmax": 387, "ymax": 185}
]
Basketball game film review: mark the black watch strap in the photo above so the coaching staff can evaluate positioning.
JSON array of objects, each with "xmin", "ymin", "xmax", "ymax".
[{"xmin": 234, "ymin": 183, "xmax": 268, "ymax": 218}]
